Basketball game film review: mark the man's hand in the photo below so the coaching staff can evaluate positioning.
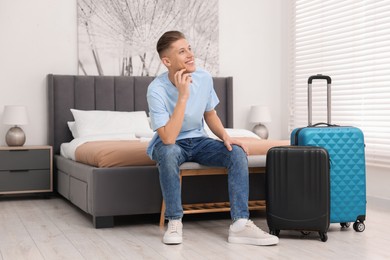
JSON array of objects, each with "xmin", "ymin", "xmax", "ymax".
[
  {"xmin": 174, "ymin": 69, "xmax": 192, "ymax": 102},
  {"xmin": 203, "ymin": 110, "xmax": 248, "ymax": 154},
  {"xmin": 223, "ymin": 136, "xmax": 249, "ymax": 155}
]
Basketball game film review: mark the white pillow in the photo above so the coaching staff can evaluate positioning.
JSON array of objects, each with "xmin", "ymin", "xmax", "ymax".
[
  {"xmin": 70, "ymin": 109, "xmax": 152, "ymax": 138},
  {"xmin": 67, "ymin": 121, "xmax": 79, "ymax": 138},
  {"xmin": 204, "ymin": 120, "xmax": 260, "ymax": 140}
]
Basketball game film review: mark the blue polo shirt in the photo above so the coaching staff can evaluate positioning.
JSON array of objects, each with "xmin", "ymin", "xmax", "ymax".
[{"xmin": 146, "ymin": 68, "xmax": 219, "ymax": 158}]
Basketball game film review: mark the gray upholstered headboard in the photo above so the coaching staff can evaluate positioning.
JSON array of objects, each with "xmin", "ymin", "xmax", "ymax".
[{"xmin": 48, "ymin": 75, "xmax": 233, "ymax": 155}]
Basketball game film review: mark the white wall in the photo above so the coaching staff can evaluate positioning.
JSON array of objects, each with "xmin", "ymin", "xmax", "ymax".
[
  {"xmin": 0, "ymin": 0, "xmax": 78, "ymax": 145},
  {"xmin": 219, "ymin": 0, "xmax": 283, "ymax": 139}
]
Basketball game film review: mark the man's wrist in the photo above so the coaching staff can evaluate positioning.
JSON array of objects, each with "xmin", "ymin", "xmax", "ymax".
[{"xmin": 177, "ymin": 96, "xmax": 188, "ymax": 104}]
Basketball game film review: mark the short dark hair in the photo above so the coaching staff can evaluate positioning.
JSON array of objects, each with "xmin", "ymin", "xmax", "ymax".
[{"xmin": 156, "ymin": 31, "xmax": 186, "ymax": 57}]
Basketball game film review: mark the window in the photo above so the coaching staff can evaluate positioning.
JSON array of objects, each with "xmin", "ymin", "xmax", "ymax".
[{"xmin": 289, "ymin": 0, "xmax": 390, "ymax": 168}]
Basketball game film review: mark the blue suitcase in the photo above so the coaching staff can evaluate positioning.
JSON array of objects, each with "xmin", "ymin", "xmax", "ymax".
[{"xmin": 291, "ymin": 75, "xmax": 366, "ymax": 232}]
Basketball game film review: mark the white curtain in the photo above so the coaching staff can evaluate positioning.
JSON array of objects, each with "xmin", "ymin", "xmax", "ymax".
[{"xmin": 289, "ymin": 0, "xmax": 390, "ymax": 168}]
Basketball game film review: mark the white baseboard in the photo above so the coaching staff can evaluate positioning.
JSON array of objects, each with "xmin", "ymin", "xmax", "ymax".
[
  {"xmin": 366, "ymin": 165, "xmax": 390, "ymax": 201},
  {"xmin": 367, "ymin": 196, "xmax": 390, "ymax": 212}
]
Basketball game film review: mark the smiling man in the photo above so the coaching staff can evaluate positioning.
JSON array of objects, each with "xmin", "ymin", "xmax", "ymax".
[{"xmin": 146, "ymin": 31, "xmax": 278, "ymax": 246}]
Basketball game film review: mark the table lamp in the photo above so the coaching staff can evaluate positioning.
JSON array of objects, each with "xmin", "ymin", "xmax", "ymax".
[
  {"xmin": 2, "ymin": 105, "xmax": 28, "ymax": 146},
  {"xmin": 249, "ymin": 105, "xmax": 271, "ymax": 139}
]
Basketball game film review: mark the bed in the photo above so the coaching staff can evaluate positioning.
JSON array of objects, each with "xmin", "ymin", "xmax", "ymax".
[{"xmin": 48, "ymin": 74, "xmax": 286, "ymax": 228}]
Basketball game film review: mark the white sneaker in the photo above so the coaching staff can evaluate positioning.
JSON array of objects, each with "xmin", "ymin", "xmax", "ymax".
[
  {"xmin": 163, "ymin": 220, "xmax": 183, "ymax": 245},
  {"xmin": 228, "ymin": 220, "xmax": 279, "ymax": 246}
]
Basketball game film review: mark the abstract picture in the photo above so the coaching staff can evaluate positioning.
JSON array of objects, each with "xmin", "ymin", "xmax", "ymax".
[{"xmin": 78, "ymin": 0, "xmax": 219, "ymax": 76}]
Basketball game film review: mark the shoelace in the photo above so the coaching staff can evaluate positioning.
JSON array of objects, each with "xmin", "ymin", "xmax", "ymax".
[
  {"xmin": 246, "ymin": 220, "xmax": 268, "ymax": 234},
  {"xmin": 245, "ymin": 220, "xmax": 257, "ymax": 228},
  {"xmin": 168, "ymin": 221, "xmax": 181, "ymax": 233}
]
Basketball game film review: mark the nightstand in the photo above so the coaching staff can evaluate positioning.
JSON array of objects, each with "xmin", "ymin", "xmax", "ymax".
[{"xmin": 0, "ymin": 145, "xmax": 52, "ymax": 195}]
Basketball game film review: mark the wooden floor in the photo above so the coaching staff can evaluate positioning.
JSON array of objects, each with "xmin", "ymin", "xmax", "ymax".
[{"xmin": 0, "ymin": 195, "xmax": 389, "ymax": 260}]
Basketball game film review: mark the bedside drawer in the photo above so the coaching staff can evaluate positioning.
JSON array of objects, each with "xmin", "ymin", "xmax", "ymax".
[
  {"xmin": 0, "ymin": 149, "xmax": 50, "ymax": 170},
  {"xmin": 0, "ymin": 169, "xmax": 51, "ymax": 192}
]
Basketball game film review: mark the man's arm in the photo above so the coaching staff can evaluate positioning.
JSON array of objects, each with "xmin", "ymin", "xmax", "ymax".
[
  {"xmin": 156, "ymin": 99, "xmax": 186, "ymax": 144},
  {"xmin": 204, "ymin": 110, "xmax": 248, "ymax": 154},
  {"xmin": 204, "ymin": 110, "xmax": 229, "ymax": 141},
  {"xmin": 156, "ymin": 69, "xmax": 191, "ymax": 144}
]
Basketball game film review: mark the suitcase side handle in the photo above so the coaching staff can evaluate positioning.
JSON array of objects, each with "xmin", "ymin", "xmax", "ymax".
[{"xmin": 308, "ymin": 74, "xmax": 332, "ymax": 126}]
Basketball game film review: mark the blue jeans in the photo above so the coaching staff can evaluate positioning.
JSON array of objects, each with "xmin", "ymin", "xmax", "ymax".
[{"xmin": 152, "ymin": 137, "xmax": 249, "ymax": 221}]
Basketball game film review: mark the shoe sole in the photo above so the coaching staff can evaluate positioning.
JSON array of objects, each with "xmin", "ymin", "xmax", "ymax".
[
  {"xmin": 163, "ymin": 237, "xmax": 183, "ymax": 245},
  {"xmin": 228, "ymin": 236, "xmax": 279, "ymax": 246}
]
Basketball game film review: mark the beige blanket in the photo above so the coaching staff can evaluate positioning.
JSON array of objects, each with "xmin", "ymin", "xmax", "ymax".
[{"xmin": 75, "ymin": 138, "xmax": 289, "ymax": 168}]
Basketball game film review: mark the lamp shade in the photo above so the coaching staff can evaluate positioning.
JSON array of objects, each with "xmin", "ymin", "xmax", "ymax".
[
  {"xmin": 249, "ymin": 105, "xmax": 271, "ymax": 123},
  {"xmin": 2, "ymin": 105, "xmax": 28, "ymax": 126}
]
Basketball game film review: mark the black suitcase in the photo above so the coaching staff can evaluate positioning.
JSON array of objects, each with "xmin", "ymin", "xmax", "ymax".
[{"xmin": 266, "ymin": 146, "xmax": 330, "ymax": 242}]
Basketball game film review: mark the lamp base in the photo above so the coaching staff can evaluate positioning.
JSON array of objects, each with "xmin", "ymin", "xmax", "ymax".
[
  {"xmin": 6, "ymin": 126, "xmax": 26, "ymax": 146},
  {"xmin": 252, "ymin": 124, "xmax": 269, "ymax": 139}
]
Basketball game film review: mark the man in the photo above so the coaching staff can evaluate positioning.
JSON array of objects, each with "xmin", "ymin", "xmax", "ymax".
[{"xmin": 147, "ymin": 31, "xmax": 278, "ymax": 246}]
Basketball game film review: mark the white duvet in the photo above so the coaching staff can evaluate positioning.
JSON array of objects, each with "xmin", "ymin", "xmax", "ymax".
[{"xmin": 60, "ymin": 128, "xmax": 260, "ymax": 161}]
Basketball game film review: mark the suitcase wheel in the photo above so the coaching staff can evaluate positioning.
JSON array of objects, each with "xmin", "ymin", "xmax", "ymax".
[
  {"xmin": 319, "ymin": 232, "xmax": 328, "ymax": 242},
  {"xmin": 269, "ymin": 229, "xmax": 280, "ymax": 237},
  {"xmin": 340, "ymin": 222, "xmax": 350, "ymax": 228},
  {"xmin": 301, "ymin": 231, "xmax": 311, "ymax": 236},
  {"xmin": 353, "ymin": 221, "xmax": 365, "ymax": 232}
]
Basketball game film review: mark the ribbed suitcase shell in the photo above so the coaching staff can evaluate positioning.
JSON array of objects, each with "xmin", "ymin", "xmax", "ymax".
[
  {"xmin": 266, "ymin": 146, "xmax": 330, "ymax": 241},
  {"xmin": 291, "ymin": 126, "xmax": 366, "ymax": 224}
]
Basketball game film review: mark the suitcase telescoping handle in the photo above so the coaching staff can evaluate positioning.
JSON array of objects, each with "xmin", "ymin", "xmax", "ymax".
[{"xmin": 307, "ymin": 74, "xmax": 332, "ymax": 126}]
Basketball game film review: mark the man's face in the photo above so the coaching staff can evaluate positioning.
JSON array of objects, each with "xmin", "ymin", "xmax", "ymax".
[{"xmin": 163, "ymin": 38, "xmax": 196, "ymax": 73}]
